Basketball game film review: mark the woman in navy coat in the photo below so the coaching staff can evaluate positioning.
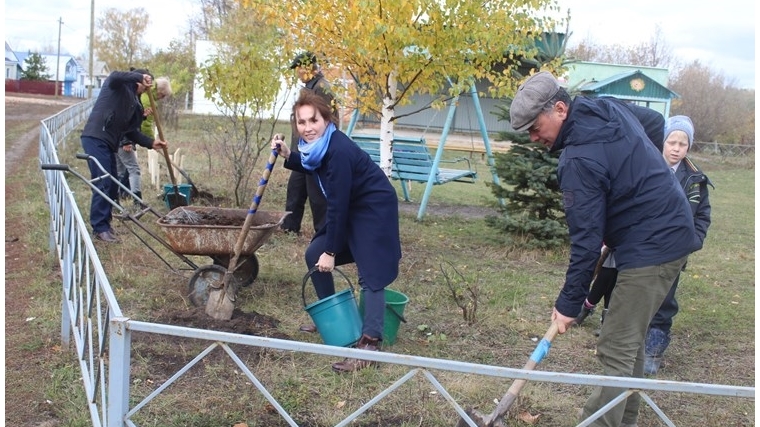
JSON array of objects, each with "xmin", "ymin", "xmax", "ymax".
[{"xmin": 272, "ymin": 90, "xmax": 402, "ymax": 372}]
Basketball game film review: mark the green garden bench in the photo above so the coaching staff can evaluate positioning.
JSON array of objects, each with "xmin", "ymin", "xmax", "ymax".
[{"xmin": 350, "ymin": 133, "xmax": 477, "ymax": 201}]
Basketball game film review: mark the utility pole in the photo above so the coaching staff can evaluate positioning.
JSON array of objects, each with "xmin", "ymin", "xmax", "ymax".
[
  {"xmin": 55, "ymin": 17, "xmax": 62, "ymax": 97},
  {"xmin": 88, "ymin": 0, "xmax": 95, "ymax": 99}
]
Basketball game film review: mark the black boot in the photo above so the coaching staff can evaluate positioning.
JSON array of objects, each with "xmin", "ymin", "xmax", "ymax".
[
  {"xmin": 574, "ymin": 305, "xmax": 595, "ymax": 326},
  {"xmin": 594, "ymin": 309, "xmax": 608, "ymax": 337}
]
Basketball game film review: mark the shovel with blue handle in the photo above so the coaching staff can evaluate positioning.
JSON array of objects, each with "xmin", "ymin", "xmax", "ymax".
[
  {"xmin": 205, "ymin": 144, "xmax": 280, "ymax": 320},
  {"xmin": 456, "ymin": 322, "xmax": 560, "ymax": 427}
]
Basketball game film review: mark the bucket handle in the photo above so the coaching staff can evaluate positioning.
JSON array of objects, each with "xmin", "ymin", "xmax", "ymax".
[
  {"xmin": 385, "ymin": 303, "xmax": 407, "ymax": 323},
  {"xmin": 301, "ymin": 266, "xmax": 353, "ymax": 308}
]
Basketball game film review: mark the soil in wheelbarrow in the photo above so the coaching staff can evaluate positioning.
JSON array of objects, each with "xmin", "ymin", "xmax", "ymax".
[{"xmin": 164, "ymin": 208, "xmax": 246, "ymax": 226}]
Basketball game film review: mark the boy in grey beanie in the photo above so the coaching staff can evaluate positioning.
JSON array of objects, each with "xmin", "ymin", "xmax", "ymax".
[{"xmin": 646, "ymin": 115, "xmax": 713, "ymax": 375}]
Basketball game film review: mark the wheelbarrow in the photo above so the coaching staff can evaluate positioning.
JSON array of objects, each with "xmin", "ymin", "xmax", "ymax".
[
  {"xmin": 41, "ymin": 154, "xmax": 289, "ymax": 308},
  {"xmin": 157, "ymin": 206, "xmax": 289, "ymax": 306}
]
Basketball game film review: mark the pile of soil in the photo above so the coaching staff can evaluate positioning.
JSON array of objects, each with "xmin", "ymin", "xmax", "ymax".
[
  {"xmin": 161, "ymin": 207, "xmax": 279, "ymax": 227},
  {"xmin": 153, "ymin": 307, "xmax": 291, "ymax": 340},
  {"xmin": 163, "ymin": 208, "xmax": 243, "ymax": 226}
]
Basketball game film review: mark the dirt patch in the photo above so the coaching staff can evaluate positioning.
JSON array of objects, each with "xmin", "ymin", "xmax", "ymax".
[
  {"xmin": 153, "ymin": 307, "xmax": 290, "ymax": 339},
  {"xmin": 398, "ymin": 201, "xmax": 498, "ymax": 219}
]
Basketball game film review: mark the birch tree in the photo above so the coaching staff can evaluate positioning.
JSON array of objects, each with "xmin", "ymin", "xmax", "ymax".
[
  {"xmin": 242, "ymin": 0, "xmax": 564, "ymax": 176},
  {"xmin": 196, "ymin": 5, "xmax": 287, "ymax": 206},
  {"xmin": 94, "ymin": 8, "xmax": 152, "ymax": 71}
]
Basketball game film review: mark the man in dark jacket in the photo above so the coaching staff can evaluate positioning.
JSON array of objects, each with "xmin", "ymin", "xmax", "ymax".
[
  {"xmin": 81, "ymin": 69, "xmax": 168, "ymax": 242},
  {"xmin": 280, "ymin": 52, "xmax": 336, "ymax": 235},
  {"xmin": 510, "ymin": 72, "xmax": 700, "ymax": 427}
]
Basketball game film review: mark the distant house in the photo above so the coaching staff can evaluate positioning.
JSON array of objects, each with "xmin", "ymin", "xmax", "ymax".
[
  {"xmin": 192, "ymin": 39, "xmax": 297, "ymax": 121},
  {"xmin": 5, "ymin": 42, "xmax": 20, "ymax": 79},
  {"xmin": 564, "ymin": 61, "xmax": 678, "ymax": 117},
  {"xmin": 14, "ymin": 51, "xmax": 77, "ymax": 94},
  {"xmin": 43, "ymin": 54, "xmax": 78, "ymax": 95},
  {"xmin": 10, "ymin": 44, "xmax": 110, "ymax": 98},
  {"xmin": 371, "ymin": 62, "xmax": 679, "ymax": 134},
  {"xmin": 72, "ymin": 60, "xmax": 110, "ymax": 98}
]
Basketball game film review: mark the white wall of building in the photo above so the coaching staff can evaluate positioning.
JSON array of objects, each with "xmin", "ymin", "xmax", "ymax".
[{"xmin": 192, "ymin": 39, "xmax": 298, "ymax": 121}]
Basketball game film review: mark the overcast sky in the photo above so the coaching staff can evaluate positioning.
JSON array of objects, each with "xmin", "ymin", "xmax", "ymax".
[
  {"xmin": 557, "ymin": 0, "xmax": 755, "ymax": 89},
  {"xmin": 4, "ymin": 0, "xmax": 195, "ymax": 57},
  {"xmin": 4, "ymin": 0, "xmax": 755, "ymax": 89}
]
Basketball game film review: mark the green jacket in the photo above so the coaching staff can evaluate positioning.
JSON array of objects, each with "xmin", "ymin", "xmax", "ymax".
[{"xmin": 140, "ymin": 90, "xmax": 156, "ymax": 136}]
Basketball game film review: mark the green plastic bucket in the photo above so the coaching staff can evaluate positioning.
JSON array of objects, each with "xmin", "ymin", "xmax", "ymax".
[
  {"xmin": 302, "ymin": 268, "xmax": 362, "ymax": 347},
  {"xmin": 359, "ymin": 288, "xmax": 409, "ymax": 345},
  {"xmin": 163, "ymin": 183, "xmax": 192, "ymax": 209}
]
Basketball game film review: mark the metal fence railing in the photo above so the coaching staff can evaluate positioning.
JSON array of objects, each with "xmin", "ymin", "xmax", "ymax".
[
  {"xmin": 38, "ymin": 102, "xmax": 754, "ymax": 427},
  {"xmin": 692, "ymin": 141, "xmax": 755, "ymax": 157}
]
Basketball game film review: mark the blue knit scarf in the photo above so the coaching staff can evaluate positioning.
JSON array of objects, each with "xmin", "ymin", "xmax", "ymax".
[{"xmin": 299, "ymin": 122, "xmax": 335, "ymax": 171}]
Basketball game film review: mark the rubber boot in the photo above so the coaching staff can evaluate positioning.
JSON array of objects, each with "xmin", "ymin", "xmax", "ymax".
[
  {"xmin": 644, "ymin": 328, "xmax": 670, "ymax": 375},
  {"xmin": 331, "ymin": 334, "xmax": 380, "ymax": 373}
]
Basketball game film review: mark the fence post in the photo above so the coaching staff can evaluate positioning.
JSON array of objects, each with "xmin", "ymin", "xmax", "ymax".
[{"xmin": 108, "ymin": 316, "xmax": 132, "ymax": 427}]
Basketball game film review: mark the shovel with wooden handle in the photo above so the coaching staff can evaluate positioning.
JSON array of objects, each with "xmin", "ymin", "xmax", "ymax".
[
  {"xmin": 205, "ymin": 147, "xmax": 280, "ymax": 320},
  {"xmin": 146, "ymin": 88, "xmax": 187, "ymax": 210},
  {"xmin": 455, "ymin": 249, "xmax": 610, "ymax": 427},
  {"xmin": 456, "ymin": 322, "xmax": 560, "ymax": 427}
]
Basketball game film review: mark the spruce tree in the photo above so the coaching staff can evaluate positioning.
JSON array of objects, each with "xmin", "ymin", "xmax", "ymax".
[
  {"xmin": 20, "ymin": 52, "xmax": 52, "ymax": 81},
  {"xmin": 485, "ymin": 103, "xmax": 568, "ymax": 249}
]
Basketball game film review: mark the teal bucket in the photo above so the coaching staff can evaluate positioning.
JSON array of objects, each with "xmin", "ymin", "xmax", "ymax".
[
  {"xmin": 359, "ymin": 288, "xmax": 409, "ymax": 345},
  {"xmin": 163, "ymin": 183, "xmax": 192, "ymax": 209},
  {"xmin": 302, "ymin": 268, "xmax": 362, "ymax": 347}
]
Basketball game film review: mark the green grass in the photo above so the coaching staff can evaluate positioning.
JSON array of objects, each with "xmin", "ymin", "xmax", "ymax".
[{"xmin": 12, "ymin": 112, "xmax": 755, "ymax": 427}]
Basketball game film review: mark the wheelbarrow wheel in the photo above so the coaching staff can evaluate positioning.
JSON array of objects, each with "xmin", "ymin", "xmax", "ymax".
[
  {"xmin": 212, "ymin": 255, "xmax": 259, "ymax": 287},
  {"xmin": 188, "ymin": 264, "xmax": 226, "ymax": 307}
]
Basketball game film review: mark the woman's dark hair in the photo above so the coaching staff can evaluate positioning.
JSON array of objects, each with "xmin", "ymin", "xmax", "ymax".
[{"xmin": 293, "ymin": 90, "xmax": 339, "ymax": 126}]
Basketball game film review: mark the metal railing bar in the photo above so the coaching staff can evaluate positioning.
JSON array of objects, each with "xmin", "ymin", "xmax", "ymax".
[
  {"xmin": 576, "ymin": 389, "xmax": 634, "ymax": 427},
  {"xmin": 127, "ymin": 320, "xmax": 754, "ymax": 399},
  {"xmin": 639, "ymin": 391, "xmax": 676, "ymax": 427},
  {"xmin": 421, "ymin": 369, "xmax": 477, "ymax": 427},
  {"xmin": 126, "ymin": 342, "xmax": 220, "ymax": 418},
  {"xmin": 221, "ymin": 343, "xmax": 300, "ymax": 427},
  {"xmin": 335, "ymin": 368, "xmax": 421, "ymax": 427}
]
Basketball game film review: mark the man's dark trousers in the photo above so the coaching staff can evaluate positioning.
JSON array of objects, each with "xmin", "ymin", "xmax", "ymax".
[
  {"xmin": 81, "ymin": 136, "xmax": 118, "ymax": 233},
  {"xmin": 281, "ymin": 170, "xmax": 327, "ymax": 233}
]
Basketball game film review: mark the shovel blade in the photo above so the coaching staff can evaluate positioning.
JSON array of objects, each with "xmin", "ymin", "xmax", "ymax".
[
  {"xmin": 205, "ymin": 287, "xmax": 234, "ymax": 320},
  {"xmin": 455, "ymin": 408, "xmax": 490, "ymax": 427},
  {"xmin": 166, "ymin": 190, "xmax": 188, "ymax": 210}
]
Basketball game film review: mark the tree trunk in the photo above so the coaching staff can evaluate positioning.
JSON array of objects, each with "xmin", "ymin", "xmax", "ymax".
[{"xmin": 379, "ymin": 71, "xmax": 397, "ymax": 178}]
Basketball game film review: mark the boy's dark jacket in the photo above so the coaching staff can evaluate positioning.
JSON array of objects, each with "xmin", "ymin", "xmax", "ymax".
[{"xmin": 677, "ymin": 157, "xmax": 713, "ymax": 245}]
